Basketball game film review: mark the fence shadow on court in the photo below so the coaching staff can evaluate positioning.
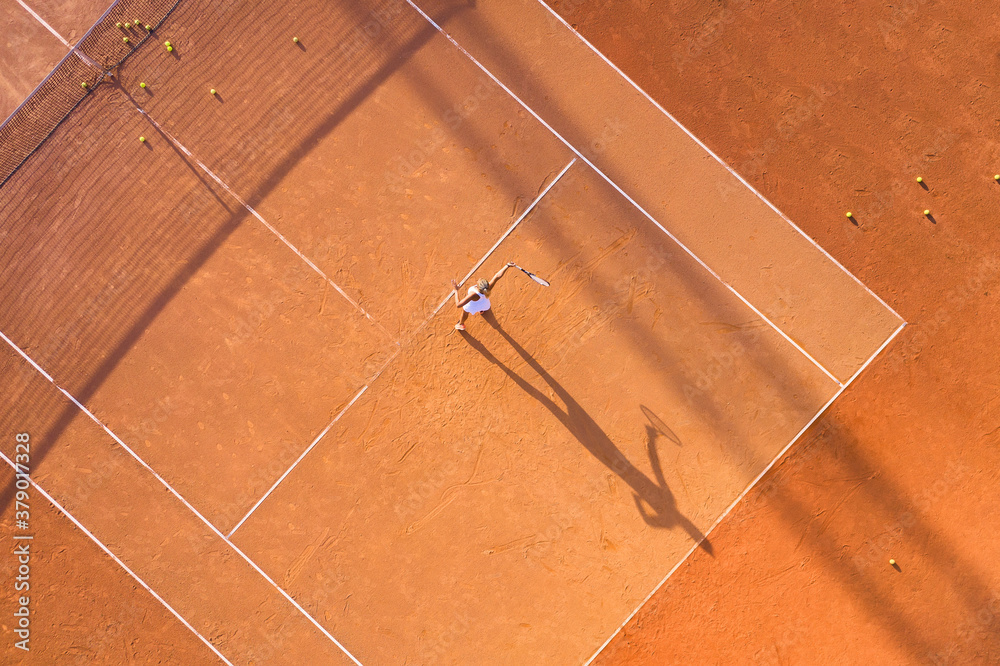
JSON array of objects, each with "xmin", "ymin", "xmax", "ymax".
[
  {"xmin": 0, "ymin": 0, "xmax": 476, "ymax": 524},
  {"xmin": 739, "ymin": 407, "xmax": 1000, "ymax": 663},
  {"xmin": 410, "ymin": 5, "xmax": 1000, "ymax": 662},
  {"xmin": 418, "ymin": 1, "xmax": 835, "ymax": 467}
]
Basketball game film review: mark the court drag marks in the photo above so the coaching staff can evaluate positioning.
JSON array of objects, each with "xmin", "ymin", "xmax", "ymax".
[
  {"xmin": 0, "ymin": 463, "xmax": 218, "ymax": 664},
  {"xmin": 229, "ymin": 0, "xmax": 902, "ymax": 662},
  {"xmin": 116, "ymin": 0, "xmax": 572, "ymax": 338},
  {"xmin": 0, "ymin": 342, "xmax": 354, "ymax": 663},
  {"xmin": 234, "ymin": 162, "xmax": 839, "ymax": 664},
  {"xmin": 0, "ymin": 83, "xmax": 394, "ymax": 533},
  {"xmin": 410, "ymin": 0, "xmax": 904, "ymax": 381},
  {"xmin": 0, "ymin": 0, "xmax": 69, "ymax": 121},
  {"xmin": 1, "ymin": 0, "xmax": 572, "ymax": 662},
  {"xmin": 0, "ymin": 0, "xmax": 904, "ymax": 662}
]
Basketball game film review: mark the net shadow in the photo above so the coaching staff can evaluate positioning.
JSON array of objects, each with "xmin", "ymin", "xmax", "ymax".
[{"xmin": 0, "ymin": 0, "xmax": 472, "ymax": 523}]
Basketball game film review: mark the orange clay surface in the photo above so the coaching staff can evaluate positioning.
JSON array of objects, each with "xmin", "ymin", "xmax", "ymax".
[
  {"xmin": 0, "ymin": 0, "xmax": 965, "ymax": 663},
  {"xmin": 0, "ymin": 0, "xmax": 110, "ymax": 121},
  {"xmin": 542, "ymin": 0, "xmax": 1000, "ymax": 664},
  {"xmin": 0, "ymin": 464, "xmax": 218, "ymax": 664}
]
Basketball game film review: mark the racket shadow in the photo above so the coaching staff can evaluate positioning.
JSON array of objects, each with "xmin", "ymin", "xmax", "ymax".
[{"xmin": 461, "ymin": 311, "xmax": 711, "ymax": 554}]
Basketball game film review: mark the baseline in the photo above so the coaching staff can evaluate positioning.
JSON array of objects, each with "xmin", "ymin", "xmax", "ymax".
[
  {"xmin": 535, "ymin": 0, "xmax": 903, "ymax": 323},
  {"xmin": 583, "ymin": 319, "xmax": 907, "ymax": 665}
]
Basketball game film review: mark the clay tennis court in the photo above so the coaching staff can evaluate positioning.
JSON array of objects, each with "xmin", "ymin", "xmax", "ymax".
[{"xmin": 1, "ymin": 0, "xmax": 995, "ymax": 664}]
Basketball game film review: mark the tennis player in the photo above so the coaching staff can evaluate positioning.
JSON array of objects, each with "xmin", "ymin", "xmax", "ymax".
[{"xmin": 452, "ymin": 262, "xmax": 516, "ymax": 331}]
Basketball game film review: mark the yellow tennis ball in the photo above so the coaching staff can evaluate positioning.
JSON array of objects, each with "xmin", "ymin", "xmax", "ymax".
[
  {"xmin": 923, "ymin": 209, "xmax": 930, "ymax": 216},
  {"xmin": 167, "ymin": 46, "xmax": 173, "ymax": 52},
  {"xmin": 139, "ymin": 136, "xmax": 146, "ymax": 142},
  {"xmin": 140, "ymin": 82, "xmax": 146, "ymax": 88},
  {"xmin": 916, "ymin": 176, "xmax": 922, "ymax": 183},
  {"xmin": 210, "ymin": 88, "xmax": 217, "ymax": 95},
  {"xmin": 845, "ymin": 212, "xmax": 853, "ymax": 218}
]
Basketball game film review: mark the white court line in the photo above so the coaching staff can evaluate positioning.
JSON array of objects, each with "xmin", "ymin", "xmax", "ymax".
[
  {"xmin": 1, "ymin": 0, "xmax": 114, "ymax": 132},
  {"xmin": 0, "ymin": 328, "xmax": 364, "ymax": 666},
  {"xmin": 402, "ymin": 0, "xmax": 844, "ymax": 388},
  {"xmin": 228, "ymin": 380, "xmax": 376, "ymax": 537},
  {"xmin": 429, "ymin": 157, "xmax": 576, "ymax": 321},
  {"xmin": 535, "ymin": 0, "xmax": 905, "ymax": 325},
  {"xmin": 16, "ymin": 0, "xmax": 72, "ymax": 49},
  {"xmin": 229, "ymin": 158, "xmax": 576, "ymax": 536},
  {"xmin": 582, "ymin": 319, "xmax": 907, "ymax": 665},
  {"xmin": 14, "ymin": 0, "xmax": 103, "ymax": 71},
  {"xmin": 0, "ymin": 450, "xmax": 234, "ymax": 665},
  {"xmin": 131, "ymin": 104, "xmax": 396, "ymax": 345}
]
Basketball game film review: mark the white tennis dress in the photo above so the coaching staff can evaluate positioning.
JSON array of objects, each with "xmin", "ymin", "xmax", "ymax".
[{"xmin": 463, "ymin": 286, "xmax": 491, "ymax": 314}]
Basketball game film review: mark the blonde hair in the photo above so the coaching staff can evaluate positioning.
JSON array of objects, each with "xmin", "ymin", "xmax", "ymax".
[{"xmin": 476, "ymin": 278, "xmax": 491, "ymax": 294}]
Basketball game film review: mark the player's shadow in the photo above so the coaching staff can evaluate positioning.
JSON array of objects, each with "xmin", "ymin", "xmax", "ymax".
[{"xmin": 463, "ymin": 311, "xmax": 711, "ymax": 554}]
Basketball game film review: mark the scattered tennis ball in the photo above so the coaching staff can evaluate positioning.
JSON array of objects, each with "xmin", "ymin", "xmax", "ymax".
[
  {"xmin": 923, "ymin": 209, "xmax": 930, "ymax": 216},
  {"xmin": 167, "ymin": 46, "xmax": 173, "ymax": 52},
  {"xmin": 994, "ymin": 174, "xmax": 1000, "ymax": 181},
  {"xmin": 845, "ymin": 211, "xmax": 853, "ymax": 218},
  {"xmin": 140, "ymin": 82, "xmax": 147, "ymax": 88},
  {"xmin": 116, "ymin": 22, "xmax": 122, "ymax": 28},
  {"xmin": 123, "ymin": 36, "xmax": 130, "ymax": 43},
  {"xmin": 81, "ymin": 82, "xmax": 88, "ymax": 89},
  {"xmin": 293, "ymin": 36, "xmax": 299, "ymax": 43},
  {"xmin": 916, "ymin": 176, "xmax": 922, "ymax": 183},
  {"xmin": 145, "ymin": 24, "xmax": 152, "ymax": 31},
  {"xmin": 164, "ymin": 40, "xmax": 171, "ymax": 46},
  {"xmin": 139, "ymin": 136, "xmax": 146, "ymax": 142},
  {"xmin": 210, "ymin": 88, "xmax": 217, "ymax": 95},
  {"xmin": 889, "ymin": 559, "xmax": 896, "ymax": 565}
]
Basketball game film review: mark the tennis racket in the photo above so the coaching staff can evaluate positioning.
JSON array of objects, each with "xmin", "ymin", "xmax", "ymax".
[{"xmin": 513, "ymin": 264, "xmax": 550, "ymax": 287}]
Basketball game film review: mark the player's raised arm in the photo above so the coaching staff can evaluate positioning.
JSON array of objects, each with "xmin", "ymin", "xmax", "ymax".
[{"xmin": 488, "ymin": 262, "xmax": 516, "ymax": 290}]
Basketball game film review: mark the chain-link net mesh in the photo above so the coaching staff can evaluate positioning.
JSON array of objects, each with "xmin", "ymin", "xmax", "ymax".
[
  {"xmin": 0, "ymin": 0, "xmax": 186, "ymax": 190},
  {"xmin": 76, "ymin": 0, "xmax": 185, "ymax": 70},
  {"xmin": 0, "ymin": 53, "xmax": 100, "ymax": 189}
]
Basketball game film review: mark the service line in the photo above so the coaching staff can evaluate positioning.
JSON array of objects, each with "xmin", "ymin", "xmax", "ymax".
[
  {"xmin": 429, "ymin": 157, "xmax": 576, "ymax": 321},
  {"xmin": 401, "ymin": 0, "xmax": 844, "ymax": 389},
  {"xmin": 228, "ymin": 382, "xmax": 373, "ymax": 538},
  {"xmin": 0, "ymin": 327, "xmax": 364, "ymax": 666},
  {"xmin": 230, "ymin": 157, "xmax": 577, "ymax": 535}
]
